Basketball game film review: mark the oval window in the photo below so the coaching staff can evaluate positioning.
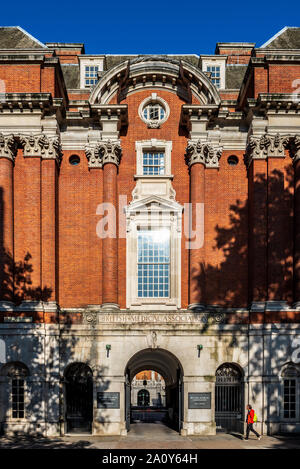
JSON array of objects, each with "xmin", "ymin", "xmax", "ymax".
[
  {"xmin": 227, "ymin": 155, "xmax": 239, "ymax": 166},
  {"xmin": 69, "ymin": 155, "xmax": 80, "ymax": 166}
]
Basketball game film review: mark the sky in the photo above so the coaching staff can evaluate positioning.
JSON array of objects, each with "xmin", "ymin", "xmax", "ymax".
[{"xmin": 1, "ymin": 0, "xmax": 299, "ymax": 54}]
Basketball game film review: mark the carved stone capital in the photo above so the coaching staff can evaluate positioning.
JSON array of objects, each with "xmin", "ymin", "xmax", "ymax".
[
  {"xmin": 19, "ymin": 134, "xmax": 41, "ymax": 157},
  {"xmin": 38, "ymin": 134, "xmax": 62, "ymax": 164},
  {"xmin": 287, "ymin": 135, "xmax": 300, "ymax": 165},
  {"xmin": 244, "ymin": 133, "xmax": 289, "ymax": 168},
  {"xmin": 85, "ymin": 144, "xmax": 102, "ymax": 169},
  {"xmin": 19, "ymin": 134, "xmax": 62, "ymax": 165},
  {"xmin": 99, "ymin": 140, "xmax": 122, "ymax": 167},
  {"xmin": 186, "ymin": 139, "xmax": 222, "ymax": 168},
  {"xmin": 85, "ymin": 140, "xmax": 122, "ymax": 169},
  {"xmin": 0, "ymin": 133, "xmax": 17, "ymax": 163}
]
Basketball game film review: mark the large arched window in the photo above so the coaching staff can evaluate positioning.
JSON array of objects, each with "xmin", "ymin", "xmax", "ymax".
[
  {"xmin": 281, "ymin": 364, "xmax": 300, "ymax": 420},
  {"xmin": 1, "ymin": 362, "xmax": 29, "ymax": 419}
]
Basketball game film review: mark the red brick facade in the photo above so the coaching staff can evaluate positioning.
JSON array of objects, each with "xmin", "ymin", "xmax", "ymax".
[{"xmin": 0, "ymin": 27, "xmax": 299, "ymax": 325}]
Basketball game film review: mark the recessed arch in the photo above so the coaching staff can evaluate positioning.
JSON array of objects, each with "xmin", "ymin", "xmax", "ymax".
[
  {"xmin": 89, "ymin": 56, "xmax": 221, "ymax": 106},
  {"xmin": 124, "ymin": 347, "xmax": 184, "ymax": 432},
  {"xmin": 125, "ymin": 347, "xmax": 183, "ymax": 386}
]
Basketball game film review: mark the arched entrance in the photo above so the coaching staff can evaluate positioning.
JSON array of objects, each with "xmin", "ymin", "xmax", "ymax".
[
  {"xmin": 124, "ymin": 348, "xmax": 184, "ymax": 433},
  {"xmin": 64, "ymin": 362, "xmax": 93, "ymax": 434},
  {"xmin": 215, "ymin": 363, "xmax": 244, "ymax": 433}
]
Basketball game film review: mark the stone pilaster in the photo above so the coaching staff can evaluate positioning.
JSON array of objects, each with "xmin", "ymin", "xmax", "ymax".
[
  {"xmin": 289, "ymin": 136, "xmax": 300, "ymax": 308},
  {"xmin": 86, "ymin": 140, "xmax": 122, "ymax": 310},
  {"xmin": 185, "ymin": 139, "xmax": 222, "ymax": 310},
  {"xmin": 0, "ymin": 134, "xmax": 17, "ymax": 302}
]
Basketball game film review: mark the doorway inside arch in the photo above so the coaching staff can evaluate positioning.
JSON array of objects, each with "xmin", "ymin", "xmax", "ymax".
[
  {"xmin": 125, "ymin": 348, "xmax": 183, "ymax": 433},
  {"xmin": 215, "ymin": 363, "xmax": 244, "ymax": 434},
  {"xmin": 64, "ymin": 363, "xmax": 93, "ymax": 434}
]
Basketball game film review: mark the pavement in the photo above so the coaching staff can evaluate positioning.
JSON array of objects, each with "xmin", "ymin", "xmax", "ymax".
[{"xmin": 0, "ymin": 422, "xmax": 300, "ymax": 449}]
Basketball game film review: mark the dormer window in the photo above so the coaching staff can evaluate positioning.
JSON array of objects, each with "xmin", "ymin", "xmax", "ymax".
[
  {"xmin": 79, "ymin": 56, "xmax": 105, "ymax": 89},
  {"xmin": 84, "ymin": 65, "xmax": 98, "ymax": 88}
]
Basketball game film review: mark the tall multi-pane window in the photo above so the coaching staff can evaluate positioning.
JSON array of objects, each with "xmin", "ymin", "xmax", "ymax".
[
  {"xmin": 282, "ymin": 365, "xmax": 299, "ymax": 419},
  {"xmin": 12, "ymin": 378, "xmax": 25, "ymax": 419},
  {"xmin": 84, "ymin": 65, "xmax": 99, "ymax": 88},
  {"xmin": 206, "ymin": 65, "xmax": 221, "ymax": 88},
  {"xmin": 143, "ymin": 152, "xmax": 165, "ymax": 175},
  {"xmin": 137, "ymin": 229, "xmax": 170, "ymax": 298},
  {"xmin": 1, "ymin": 362, "xmax": 28, "ymax": 419}
]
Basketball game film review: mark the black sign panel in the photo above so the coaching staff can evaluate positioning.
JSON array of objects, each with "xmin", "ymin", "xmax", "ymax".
[
  {"xmin": 188, "ymin": 392, "xmax": 211, "ymax": 409},
  {"xmin": 97, "ymin": 392, "xmax": 120, "ymax": 409}
]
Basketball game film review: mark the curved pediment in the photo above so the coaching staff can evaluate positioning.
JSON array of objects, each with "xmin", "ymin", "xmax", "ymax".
[{"xmin": 89, "ymin": 56, "xmax": 221, "ymax": 106}]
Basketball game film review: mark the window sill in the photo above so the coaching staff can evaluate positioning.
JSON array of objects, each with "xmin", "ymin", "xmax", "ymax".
[{"xmin": 134, "ymin": 174, "xmax": 174, "ymax": 180}]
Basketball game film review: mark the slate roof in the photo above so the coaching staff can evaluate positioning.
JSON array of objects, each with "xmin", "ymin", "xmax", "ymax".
[
  {"xmin": 0, "ymin": 26, "xmax": 46, "ymax": 49},
  {"xmin": 105, "ymin": 54, "xmax": 199, "ymax": 71},
  {"xmin": 261, "ymin": 27, "xmax": 300, "ymax": 49},
  {"xmin": 61, "ymin": 64, "xmax": 80, "ymax": 89},
  {"xmin": 225, "ymin": 65, "xmax": 248, "ymax": 89}
]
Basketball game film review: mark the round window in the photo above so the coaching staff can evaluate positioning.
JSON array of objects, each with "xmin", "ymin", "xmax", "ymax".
[
  {"xmin": 139, "ymin": 94, "xmax": 169, "ymax": 128},
  {"xmin": 227, "ymin": 155, "xmax": 239, "ymax": 166},
  {"xmin": 69, "ymin": 155, "xmax": 80, "ymax": 166}
]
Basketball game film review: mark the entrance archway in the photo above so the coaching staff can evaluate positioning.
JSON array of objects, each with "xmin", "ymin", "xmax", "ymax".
[
  {"xmin": 124, "ymin": 348, "xmax": 184, "ymax": 433},
  {"xmin": 64, "ymin": 362, "xmax": 93, "ymax": 434}
]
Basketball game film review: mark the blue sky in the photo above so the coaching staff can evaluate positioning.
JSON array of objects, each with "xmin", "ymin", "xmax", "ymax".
[{"xmin": 1, "ymin": 0, "xmax": 299, "ymax": 54}]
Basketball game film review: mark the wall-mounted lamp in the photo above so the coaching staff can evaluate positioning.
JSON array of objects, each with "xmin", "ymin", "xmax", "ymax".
[
  {"xmin": 106, "ymin": 344, "xmax": 111, "ymax": 357},
  {"xmin": 197, "ymin": 344, "xmax": 203, "ymax": 357}
]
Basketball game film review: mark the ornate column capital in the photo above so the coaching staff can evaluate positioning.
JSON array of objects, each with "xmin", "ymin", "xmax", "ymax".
[
  {"xmin": 19, "ymin": 134, "xmax": 62, "ymax": 165},
  {"xmin": 287, "ymin": 135, "xmax": 300, "ymax": 165},
  {"xmin": 99, "ymin": 140, "xmax": 122, "ymax": 167},
  {"xmin": 186, "ymin": 139, "xmax": 222, "ymax": 168},
  {"xmin": 0, "ymin": 133, "xmax": 18, "ymax": 163},
  {"xmin": 85, "ymin": 143, "xmax": 102, "ymax": 169},
  {"xmin": 85, "ymin": 140, "xmax": 122, "ymax": 169},
  {"xmin": 244, "ymin": 133, "xmax": 289, "ymax": 168}
]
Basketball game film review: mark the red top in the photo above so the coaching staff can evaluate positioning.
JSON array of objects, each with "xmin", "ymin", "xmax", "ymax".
[{"xmin": 247, "ymin": 409, "xmax": 255, "ymax": 424}]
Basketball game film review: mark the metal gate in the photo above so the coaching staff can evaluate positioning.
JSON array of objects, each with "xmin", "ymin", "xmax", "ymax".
[
  {"xmin": 125, "ymin": 372, "xmax": 131, "ymax": 432},
  {"xmin": 65, "ymin": 363, "xmax": 93, "ymax": 433},
  {"xmin": 215, "ymin": 363, "xmax": 244, "ymax": 433}
]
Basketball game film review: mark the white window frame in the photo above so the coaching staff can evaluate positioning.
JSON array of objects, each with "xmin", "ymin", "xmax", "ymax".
[
  {"xmin": 79, "ymin": 56, "xmax": 105, "ymax": 89},
  {"xmin": 135, "ymin": 139, "xmax": 172, "ymax": 177},
  {"xmin": 138, "ymin": 93, "xmax": 170, "ymax": 128},
  {"xmin": 201, "ymin": 56, "xmax": 226, "ymax": 90},
  {"xmin": 280, "ymin": 365, "xmax": 300, "ymax": 422},
  {"xmin": 125, "ymin": 198, "xmax": 182, "ymax": 310}
]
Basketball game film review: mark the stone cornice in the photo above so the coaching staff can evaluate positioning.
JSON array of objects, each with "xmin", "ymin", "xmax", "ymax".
[
  {"xmin": 85, "ymin": 140, "xmax": 122, "ymax": 169},
  {"xmin": 186, "ymin": 139, "xmax": 222, "ymax": 168},
  {"xmin": 244, "ymin": 133, "xmax": 300, "ymax": 168},
  {"xmin": 0, "ymin": 133, "xmax": 18, "ymax": 162}
]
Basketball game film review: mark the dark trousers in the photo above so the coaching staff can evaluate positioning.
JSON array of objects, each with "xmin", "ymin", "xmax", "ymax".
[{"xmin": 246, "ymin": 423, "xmax": 260, "ymax": 439}]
